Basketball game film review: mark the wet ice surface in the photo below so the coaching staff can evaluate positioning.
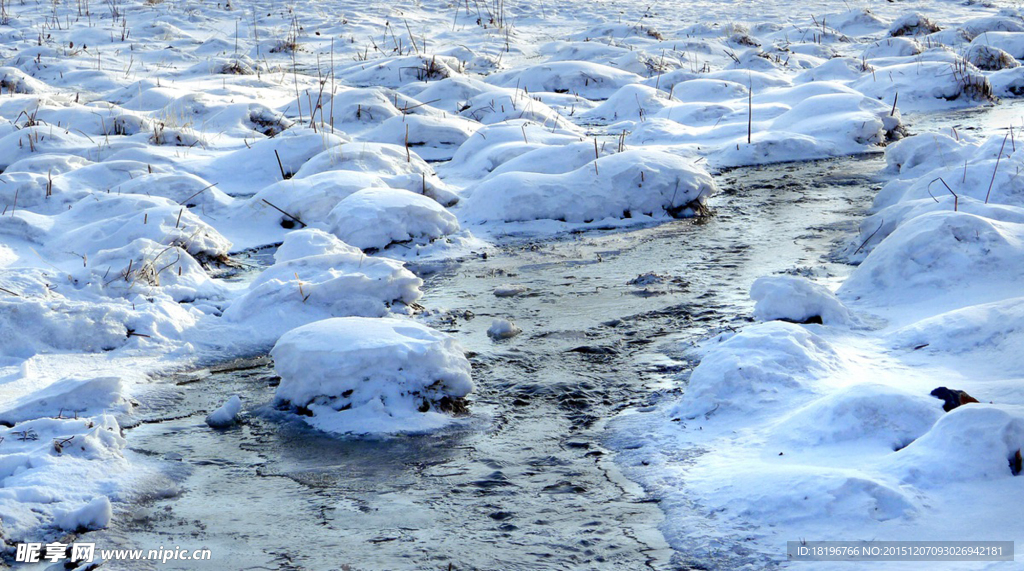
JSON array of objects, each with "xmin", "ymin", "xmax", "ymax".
[
  {"xmin": 91, "ymin": 156, "xmax": 884, "ymax": 570},
  {"xmin": 905, "ymin": 98, "xmax": 1024, "ymax": 139}
]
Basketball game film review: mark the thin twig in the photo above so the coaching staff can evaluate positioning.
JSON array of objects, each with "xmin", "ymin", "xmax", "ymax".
[
  {"xmin": 261, "ymin": 199, "xmax": 307, "ymax": 227},
  {"xmin": 274, "ymin": 149, "xmax": 288, "ymax": 180},
  {"xmin": 929, "ymin": 177, "xmax": 959, "ymax": 211},
  {"xmin": 986, "ymin": 134, "xmax": 1008, "ymax": 204},
  {"xmin": 178, "ymin": 182, "xmax": 218, "ymax": 205},
  {"xmin": 854, "ymin": 219, "xmax": 884, "ymax": 255}
]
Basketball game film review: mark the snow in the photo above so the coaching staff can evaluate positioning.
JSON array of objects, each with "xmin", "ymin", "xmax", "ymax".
[
  {"xmin": 669, "ymin": 321, "xmax": 841, "ymax": 423},
  {"xmin": 272, "ymin": 227, "xmax": 363, "ymax": 263},
  {"xmin": 222, "ymin": 230, "xmax": 423, "ymax": 341},
  {"xmin": 768, "ymin": 384, "xmax": 941, "ymax": 450},
  {"xmin": 613, "ymin": 99, "xmax": 1024, "ymax": 570},
  {"xmin": 56, "ymin": 496, "xmax": 114, "ymax": 533},
  {"xmin": 363, "ymin": 114, "xmax": 480, "ymax": 161},
  {"xmin": 882, "ymin": 405, "xmax": 1024, "ymax": 486},
  {"xmin": 485, "ymin": 61, "xmax": 643, "ymax": 100},
  {"xmin": 0, "ymin": 0, "xmax": 1020, "ymax": 560},
  {"xmin": 487, "ymin": 318, "xmax": 521, "ymax": 340},
  {"xmin": 270, "ymin": 317, "xmax": 473, "ymax": 434},
  {"xmin": 0, "ymin": 414, "xmax": 130, "ymax": 541},
  {"xmin": 839, "ymin": 211, "xmax": 1024, "ymax": 315},
  {"xmin": 0, "ymin": 377, "xmax": 128, "ymax": 425},
  {"xmin": 461, "ymin": 150, "xmax": 716, "ymax": 224},
  {"xmin": 889, "ymin": 13, "xmax": 942, "ymax": 37},
  {"xmin": 493, "ymin": 284, "xmax": 528, "ymax": 298},
  {"xmin": 889, "ymin": 296, "xmax": 1024, "ymax": 379},
  {"xmin": 327, "ymin": 187, "xmax": 461, "ymax": 252},
  {"xmin": 750, "ymin": 275, "xmax": 853, "ymax": 325},
  {"xmin": 206, "ymin": 395, "xmax": 242, "ymax": 428}
]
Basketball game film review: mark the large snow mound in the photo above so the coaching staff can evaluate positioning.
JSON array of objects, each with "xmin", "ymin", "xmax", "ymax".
[
  {"xmin": 271, "ymin": 317, "xmax": 473, "ymax": 434},
  {"xmin": 768, "ymin": 384, "xmax": 942, "ymax": 450},
  {"xmin": 0, "ymin": 414, "xmax": 128, "ymax": 541},
  {"xmin": 839, "ymin": 211, "xmax": 1024, "ymax": 307},
  {"xmin": 883, "ymin": 405, "xmax": 1024, "ymax": 487},
  {"xmin": 223, "ymin": 230, "xmax": 423, "ymax": 341},
  {"xmin": 888, "ymin": 297, "xmax": 1024, "ymax": 373},
  {"xmin": 460, "ymin": 150, "xmax": 715, "ymax": 224},
  {"xmin": 0, "ymin": 377, "xmax": 129, "ymax": 425},
  {"xmin": 670, "ymin": 321, "xmax": 840, "ymax": 422},
  {"xmin": 327, "ymin": 187, "xmax": 460, "ymax": 252},
  {"xmin": 485, "ymin": 61, "xmax": 642, "ymax": 100}
]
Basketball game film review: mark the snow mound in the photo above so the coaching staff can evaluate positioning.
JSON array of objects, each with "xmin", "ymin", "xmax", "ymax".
[
  {"xmin": 970, "ymin": 31, "xmax": 1024, "ymax": 59},
  {"xmin": 56, "ymin": 496, "xmax": 113, "ymax": 532},
  {"xmin": 461, "ymin": 150, "xmax": 715, "ymax": 224},
  {"xmin": 487, "ymin": 318, "xmax": 521, "ymax": 340},
  {"xmin": 862, "ymin": 37, "xmax": 923, "ymax": 59},
  {"xmin": 73, "ymin": 238, "xmax": 227, "ymax": 302},
  {"xmin": 961, "ymin": 16, "xmax": 1024, "ymax": 39},
  {"xmin": 223, "ymin": 231, "xmax": 422, "ymax": 339},
  {"xmin": 459, "ymin": 91, "xmax": 577, "ymax": 129},
  {"xmin": 883, "ymin": 132, "xmax": 978, "ymax": 178},
  {"xmin": 769, "ymin": 384, "xmax": 941, "ymax": 450},
  {"xmin": 839, "ymin": 211, "xmax": 1024, "ymax": 306},
  {"xmin": 847, "ymin": 196, "xmax": 1024, "ymax": 262},
  {"xmin": 485, "ymin": 61, "xmax": 642, "ymax": 100},
  {"xmin": 293, "ymin": 142, "xmax": 456, "ymax": 206},
  {"xmin": 441, "ymin": 124, "xmax": 581, "ymax": 180},
  {"xmin": 889, "ymin": 297, "xmax": 1024, "ymax": 371},
  {"xmin": 246, "ymin": 170, "xmax": 388, "ymax": 231},
  {"xmin": 852, "ymin": 61, "xmax": 992, "ymax": 113},
  {"xmin": 662, "ymin": 78, "xmax": 748, "ymax": 103},
  {"xmin": 327, "ymin": 187, "xmax": 460, "ymax": 252},
  {"xmin": 0, "ymin": 127, "xmax": 95, "ymax": 171},
  {"xmin": 874, "ymin": 132, "xmax": 1024, "ymax": 210},
  {"xmin": 581, "ymin": 84, "xmax": 675, "ymax": 122},
  {"xmin": 688, "ymin": 466, "xmax": 916, "ymax": 528},
  {"xmin": 206, "ymin": 395, "xmax": 241, "ymax": 428},
  {"xmin": 336, "ymin": 55, "xmax": 464, "ymax": 89},
  {"xmin": 200, "ymin": 129, "xmax": 346, "ymax": 196},
  {"xmin": 0, "ymin": 269, "xmax": 199, "ymax": 358},
  {"xmin": 485, "ymin": 140, "xmax": 614, "ymax": 179},
  {"xmin": 271, "ymin": 317, "xmax": 473, "ymax": 434},
  {"xmin": 363, "ymin": 114, "xmax": 480, "ymax": 161},
  {"xmin": 889, "ymin": 13, "xmax": 942, "ymax": 37},
  {"xmin": 53, "ymin": 194, "xmax": 232, "ymax": 261},
  {"xmin": 0, "ymin": 414, "xmax": 126, "ymax": 541},
  {"xmin": 829, "ymin": 8, "xmax": 888, "ymax": 35},
  {"xmin": 113, "ymin": 172, "xmax": 233, "ymax": 212},
  {"xmin": 308, "ymin": 87, "xmax": 404, "ymax": 129},
  {"xmin": 0, "ymin": 67, "xmax": 49, "ymax": 94},
  {"xmin": 884, "ymin": 405, "xmax": 1024, "ymax": 487},
  {"xmin": 965, "ymin": 44, "xmax": 1019, "ymax": 71},
  {"xmin": 750, "ymin": 275, "xmax": 852, "ymax": 325},
  {"xmin": 671, "ymin": 322, "xmax": 840, "ymax": 421},
  {"xmin": 633, "ymin": 83, "xmax": 903, "ymax": 168},
  {"xmin": 402, "ymin": 76, "xmax": 500, "ymax": 114},
  {"xmin": 0, "ymin": 377, "xmax": 128, "ymax": 425},
  {"xmin": 989, "ymin": 66, "xmax": 1024, "ymax": 98},
  {"xmin": 272, "ymin": 228, "xmax": 363, "ymax": 263}
]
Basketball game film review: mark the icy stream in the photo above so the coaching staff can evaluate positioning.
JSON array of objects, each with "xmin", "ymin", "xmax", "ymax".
[{"xmin": 69, "ymin": 154, "xmax": 891, "ymax": 571}]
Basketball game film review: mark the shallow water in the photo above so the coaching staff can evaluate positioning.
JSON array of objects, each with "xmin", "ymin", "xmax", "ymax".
[
  {"xmin": 80, "ymin": 153, "xmax": 889, "ymax": 571},
  {"xmin": 906, "ymin": 98, "xmax": 1024, "ymax": 140}
]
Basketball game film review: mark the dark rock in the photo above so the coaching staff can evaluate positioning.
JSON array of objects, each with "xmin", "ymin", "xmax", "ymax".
[{"xmin": 930, "ymin": 386, "xmax": 980, "ymax": 412}]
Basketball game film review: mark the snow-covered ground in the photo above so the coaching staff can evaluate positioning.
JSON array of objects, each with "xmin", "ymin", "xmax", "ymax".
[
  {"xmin": 0, "ymin": 0, "xmax": 1022, "ymax": 566},
  {"xmin": 611, "ymin": 127, "xmax": 1024, "ymax": 569}
]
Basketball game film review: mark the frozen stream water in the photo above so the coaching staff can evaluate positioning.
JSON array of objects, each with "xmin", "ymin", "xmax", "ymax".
[{"xmin": 77, "ymin": 153, "xmax": 893, "ymax": 571}]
